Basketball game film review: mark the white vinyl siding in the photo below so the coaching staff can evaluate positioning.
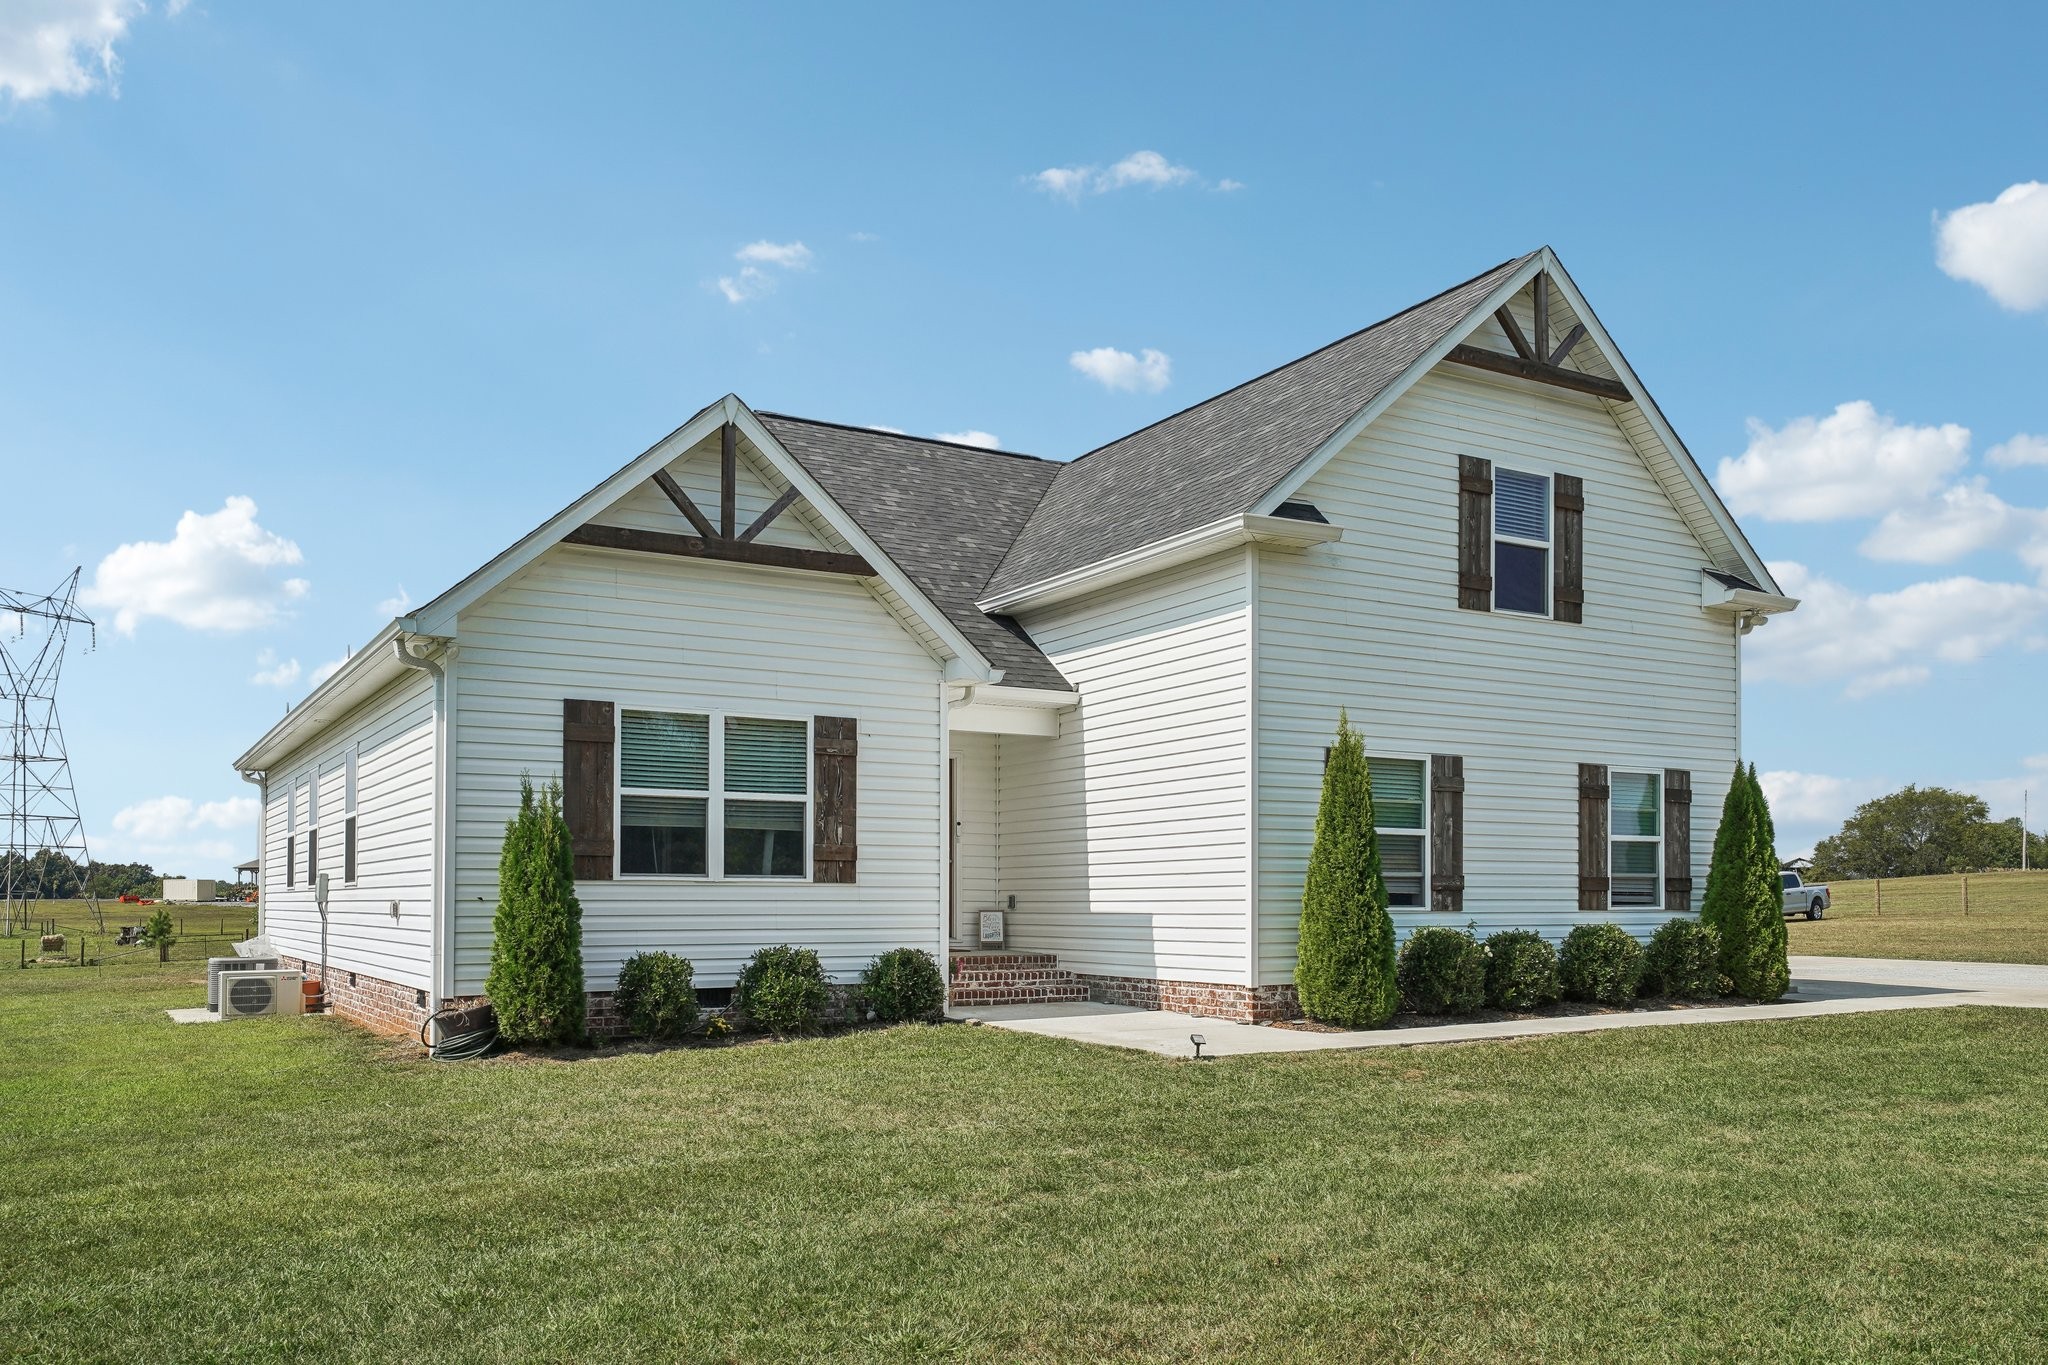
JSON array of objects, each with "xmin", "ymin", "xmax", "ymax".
[
  {"xmin": 1256, "ymin": 364, "xmax": 1738, "ymax": 982},
  {"xmin": 450, "ymin": 543, "xmax": 945, "ymax": 993},
  {"xmin": 260, "ymin": 671, "xmax": 437, "ymax": 989},
  {"xmin": 949, "ymin": 730, "xmax": 1000, "ymax": 944},
  {"xmin": 997, "ymin": 551, "xmax": 1252, "ymax": 984}
]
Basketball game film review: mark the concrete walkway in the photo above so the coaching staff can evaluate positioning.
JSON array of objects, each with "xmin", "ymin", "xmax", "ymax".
[{"xmin": 950, "ymin": 956, "xmax": 2048, "ymax": 1059}]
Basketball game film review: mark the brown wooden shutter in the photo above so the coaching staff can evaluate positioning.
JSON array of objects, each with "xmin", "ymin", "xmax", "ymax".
[
  {"xmin": 813, "ymin": 716, "xmax": 858, "ymax": 884},
  {"xmin": 1429, "ymin": 754, "xmax": 1465, "ymax": 913},
  {"xmin": 1664, "ymin": 768, "xmax": 1693, "ymax": 912},
  {"xmin": 1457, "ymin": 454, "xmax": 1494, "ymax": 611},
  {"xmin": 1577, "ymin": 763, "xmax": 1609, "ymax": 911},
  {"xmin": 1554, "ymin": 473, "xmax": 1585, "ymax": 624},
  {"xmin": 562, "ymin": 699, "xmax": 615, "ymax": 881}
]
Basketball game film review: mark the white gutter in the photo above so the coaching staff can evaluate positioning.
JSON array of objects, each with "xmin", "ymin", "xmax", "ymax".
[
  {"xmin": 391, "ymin": 633, "xmax": 454, "ymax": 1007},
  {"xmin": 977, "ymin": 513, "xmax": 1342, "ymax": 616}
]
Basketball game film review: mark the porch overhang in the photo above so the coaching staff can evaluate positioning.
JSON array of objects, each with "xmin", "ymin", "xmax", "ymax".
[{"xmin": 948, "ymin": 683, "xmax": 1079, "ymax": 738}]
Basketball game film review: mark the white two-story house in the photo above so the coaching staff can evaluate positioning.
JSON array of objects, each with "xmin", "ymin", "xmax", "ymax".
[{"xmin": 231, "ymin": 248, "xmax": 1795, "ymax": 1032}]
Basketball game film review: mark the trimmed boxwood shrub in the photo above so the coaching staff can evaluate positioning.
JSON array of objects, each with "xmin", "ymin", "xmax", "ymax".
[
  {"xmin": 1396, "ymin": 926, "xmax": 1487, "ymax": 1015},
  {"xmin": 1559, "ymin": 922, "xmax": 1643, "ymax": 1006},
  {"xmin": 1641, "ymin": 918, "xmax": 1722, "ymax": 1000},
  {"xmin": 859, "ymin": 947, "xmax": 946, "ymax": 1023},
  {"xmin": 612, "ymin": 951, "xmax": 699, "ymax": 1039},
  {"xmin": 1483, "ymin": 929, "xmax": 1561, "ymax": 1011},
  {"xmin": 734, "ymin": 944, "xmax": 830, "ymax": 1034}
]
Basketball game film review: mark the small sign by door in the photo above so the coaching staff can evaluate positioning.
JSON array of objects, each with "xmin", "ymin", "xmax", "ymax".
[{"xmin": 978, "ymin": 909, "xmax": 1005, "ymax": 948}]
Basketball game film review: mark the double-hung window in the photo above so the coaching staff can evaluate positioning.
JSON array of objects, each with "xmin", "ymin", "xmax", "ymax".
[
  {"xmin": 1370, "ymin": 755, "xmax": 1429, "ymax": 909},
  {"xmin": 342, "ymin": 745, "xmax": 359, "ymax": 884},
  {"xmin": 618, "ymin": 710, "xmax": 809, "ymax": 879},
  {"xmin": 305, "ymin": 772, "xmax": 319, "ymax": 883},
  {"xmin": 285, "ymin": 782, "xmax": 298, "ymax": 888},
  {"xmin": 1493, "ymin": 467, "xmax": 1552, "ymax": 617},
  {"xmin": 1609, "ymin": 770, "xmax": 1662, "ymax": 908}
]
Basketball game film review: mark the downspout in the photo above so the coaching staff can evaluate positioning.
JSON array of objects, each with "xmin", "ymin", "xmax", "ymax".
[
  {"xmin": 392, "ymin": 633, "xmax": 449, "ymax": 1008},
  {"xmin": 238, "ymin": 769, "xmax": 265, "ymax": 937}
]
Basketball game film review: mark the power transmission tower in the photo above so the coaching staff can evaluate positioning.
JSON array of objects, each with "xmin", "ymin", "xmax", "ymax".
[{"xmin": 2, "ymin": 570, "xmax": 100, "ymax": 934}]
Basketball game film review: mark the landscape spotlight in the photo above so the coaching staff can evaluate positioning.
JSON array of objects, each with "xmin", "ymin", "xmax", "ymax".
[{"xmin": 1190, "ymin": 1033, "xmax": 1209, "ymax": 1060}]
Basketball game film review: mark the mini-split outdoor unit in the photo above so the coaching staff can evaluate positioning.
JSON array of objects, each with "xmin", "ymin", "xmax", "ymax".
[{"xmin": 219, "ymin": 970, "xmax": 304, "ymax": 1018}]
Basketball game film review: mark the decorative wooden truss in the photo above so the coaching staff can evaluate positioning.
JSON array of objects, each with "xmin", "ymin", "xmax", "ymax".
[
  {"xmin": 564, "ymin": 422, "xmax": 876, "ymax": 575},
  {"xmin": 1445, "ymin": 272, "xmax": 1633, "ymax": 402}
]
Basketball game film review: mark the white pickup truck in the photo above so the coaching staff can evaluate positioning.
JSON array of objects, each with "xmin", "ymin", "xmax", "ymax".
[{"xmin": 1780, "ymin": 871, "xmax": 1830, "ymax": 920}]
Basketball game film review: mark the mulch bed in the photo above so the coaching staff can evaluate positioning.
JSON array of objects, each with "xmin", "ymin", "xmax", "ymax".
[{"xmin": 1268, "ymin": 993, "xmax": 1782, "ymax": 1033}]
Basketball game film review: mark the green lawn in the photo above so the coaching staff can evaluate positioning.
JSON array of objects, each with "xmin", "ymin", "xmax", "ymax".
[
  {"xmin": 1789, "ymin": 870, "xmax": 2048, "ymax": 965},
  {"xmin": 4, "ymin": 949, "xmax": 2048, "ymax": 1361}
]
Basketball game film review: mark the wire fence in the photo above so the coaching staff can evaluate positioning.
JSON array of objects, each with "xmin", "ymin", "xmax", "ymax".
[
  {"xmin": 1818, "ymin": 870, "xmax": 2048, "ymax": 920},
  {"xmin": 7, "ymin": 901, "xmax": 260, "ymax": 968}
]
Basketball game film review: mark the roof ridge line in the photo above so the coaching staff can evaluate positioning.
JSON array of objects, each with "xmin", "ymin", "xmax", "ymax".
[
  {"xmin": 1059, "ymin": 249, "xmax": 1540, "ymax": 467},
  {"xmin": 755, "ymin": 411, "xmax": 1061, "ymax": 465}
]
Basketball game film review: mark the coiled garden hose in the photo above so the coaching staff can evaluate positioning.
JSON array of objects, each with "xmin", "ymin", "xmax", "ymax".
[{"xmin": 421, "ymin": 1003, "xmax": 498, "ymax": 1061}]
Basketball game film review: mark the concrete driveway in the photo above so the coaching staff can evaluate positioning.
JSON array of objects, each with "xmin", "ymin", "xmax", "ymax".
[{"xmin": 950, "ymin": 956, "xmax": 2048, "ymax": 1059}]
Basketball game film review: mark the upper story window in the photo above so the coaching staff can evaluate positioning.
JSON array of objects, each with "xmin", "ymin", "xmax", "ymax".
[
  {"xmin": 1610, "ymin": 771, "xmax": 1662, "ymax": 909},
  {"xmin": 1493, "ymin": 468, "xmax": 1551, "ymax": 617},
  {"xmin": 1370, "ymin": 755, "xmax": 1428, "ymax": 909},
  {"xmin": 618, "ymin": 710, "xmax": 809, "ymax": 879}
]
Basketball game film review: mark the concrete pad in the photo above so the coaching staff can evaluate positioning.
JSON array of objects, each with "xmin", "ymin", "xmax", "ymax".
[
  {"xmin": 166, "ymin": 1007, "xmax": 221, "ymax": 1024},
  {"xmin": 951, "ymin": 956, "xmax": 2048, "ymax": 1059}
]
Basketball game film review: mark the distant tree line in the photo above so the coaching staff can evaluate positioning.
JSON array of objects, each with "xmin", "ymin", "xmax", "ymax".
[
  {"xmin": 1810, "ymin": 786, "xmax": 2047, "ymax": 881},
  {"xmin": 0, "ymin": 851, "xmax": 255, "ymax": 900}
]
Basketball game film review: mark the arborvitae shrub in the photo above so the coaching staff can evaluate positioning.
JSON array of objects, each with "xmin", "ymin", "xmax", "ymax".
[
  {"xmin": 1719, "ymin": 764, "xmax": 1791, "ymax": 1001},
  {"xmin": 859, "ymin": 947, "xmax": 947, "ymax": 1023},
  {"xmin": 1641, "ymin": 918, "xmax": 1722, "ymax": 1000},
  {"xmin": 1699, "ymin": 762, "xmax": 1747, "ymax": 944},
  {"xmin": 1396, "ymin": 926, "xmax": 1487, "ymax": 1015},
  {"xmin": 734, "ymin": 944, "xmax": 830, "ymax": 1034},
  {"xmin": 612, "ymin": 951, "xmax": 699, "ymax": 1039},
  {"xmin": 1483, "ymin": 929, "xmax": 1561, "ymax": 1011},
  {"xmin": 485, "ymin": 778, "xmax": 587, "ymax": 1046},
  {"xmin": 1293, "ymin": 711, "xmax": 1399, "ymax": 1028},
  {"xmin": 1559, "ymin": 922, "xmax": 1643, "ymax": 1006}
]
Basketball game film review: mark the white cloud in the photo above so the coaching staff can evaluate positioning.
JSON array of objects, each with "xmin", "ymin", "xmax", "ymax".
[
  {"xmin": 716, "ymin": 241, "xmax": 811, "ymax": 304},
  {"xmin": 1758, "ymin": 770, "xmax": 1889, "ymax": 829},
  {"xmin": 249, "ymin": 649, "xmax": 300, "ymax": 688},
  {"xmin": 1988, "ymin": 434, "xmax": 2048, "ymax": 468},
  {"xmin": 1966, "ymin": 754, "xmax": 2048, "ymax": 823},
  {"xmin": 1744, "ymin": 560, "xmax": 2048, "ymax": 696},
  {"xmin": 308, "ymin": 654, "xmax": 347, "ymax": 689},
  {"xmin": 1069, "ymin": 346, "xmax": 1172, "ymax": 394},
  {"xmin": 81, "ymin": 497, "xmax": 309, "ymax": 635},
  {"xmin": 734, "ymin": 240, "xmax": 812, "ymax": 271},
  {"xmin": 1216, "ymin": 178, "xmax": 1246, "ymax": 193},
  {"xmin": 1935, "ymin": 182, "xmax": 2048, "ymax": 311},
  {"xmin": 0, "ymin": 0, "xmax": 142, "ymax": 102},
  {"xmin": 103, "ymin": 792, "xmax": 260, "ymax": 868},
  {"xmin": 1030, "ymin": 149, "xmax": 1221, "ymax": 201},
  {"xmin": 1716, "ymin": 401, "xmax": 1970, "ymax": 521},
  {"xmin": 933, "ymin": 430, "xmax": 1001, "ymax": 449},
  {"xmin": 1859, "ymin": 479, "xmax": 2045, "ymax": 565},
  {"xmin": 376, "ymin": 585, "xmax": 411, "ymax": 617}
]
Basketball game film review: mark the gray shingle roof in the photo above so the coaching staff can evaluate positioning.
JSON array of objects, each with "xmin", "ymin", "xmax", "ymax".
[
  {"xmin": 758, "ymin": 416, "xmax": 1072, "ymax": 690},
  {"xmin": 981, "ymin": 252, "xmax": 1536, "ymax": 599}
]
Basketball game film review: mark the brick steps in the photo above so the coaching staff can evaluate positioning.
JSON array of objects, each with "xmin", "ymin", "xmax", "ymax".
[{"xmin": 949, "ymin": 950, "xmax": 1086, "ymax": 1009}]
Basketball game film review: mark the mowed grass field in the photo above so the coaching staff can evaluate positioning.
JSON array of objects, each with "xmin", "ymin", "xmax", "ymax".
[
  {"xmin": 5, "ymin": 937, "xmax": 2048, "ymax": 1361},
  {"xmin": 1789, "ymin": 870, "xmax": 2048, "ymax": 965}
]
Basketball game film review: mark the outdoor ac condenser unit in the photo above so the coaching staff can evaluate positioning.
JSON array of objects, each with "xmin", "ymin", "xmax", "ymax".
[
  {"xmin": 219, "ymin": 970, "xmax": 304, "ymax": 1018},
  {"xmin": 207, "ymin": 955, "xmax": 281, "ymax": 1010}
]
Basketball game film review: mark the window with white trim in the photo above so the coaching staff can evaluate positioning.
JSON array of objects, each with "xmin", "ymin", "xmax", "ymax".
[
  {"xmin": 304, "ymin": 771, "xmax": 319, "ymax": 883},
  {"xmin": 1610, "ymin": 770, "xmax": 1662, "ymax": 908},
  {"xmin": 1370, "ymin": 755, "xmax": 1429, "ymax": 909},
  {"xmin": 285, "ymin": 780, "xmax": 298, "ymax": 888},
  {"xmin": 1492, "ymin": 467, "xmax": 1551, "ymax": 617},
  {"xmin": 342, "ymin": 745, "xmax": 359, "ymax": 884},
  {"xmin": 617, "ymin": 710, "xmax": 809, "ymax": 879}
]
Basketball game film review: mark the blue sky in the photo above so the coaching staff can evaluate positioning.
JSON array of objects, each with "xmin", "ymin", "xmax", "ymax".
[{"xmin": 3, "ymin": 1, "xmax": 2045, "ymax": 871}]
